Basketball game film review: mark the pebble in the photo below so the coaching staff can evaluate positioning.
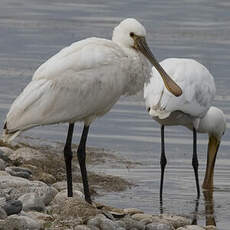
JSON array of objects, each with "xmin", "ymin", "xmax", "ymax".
[
  {"xmin": 0, "ymin": 207, "xmax": 7, "ymax": 219},
  {"xmin": 18, "ymin": 192, "xmax": 45, "ymax": 211},
  {"xmin": 52, "ymin": 181, "xmax": 83, "ymax": 192},
  {"xmin": 177, "ymin": 225, "xmax": 205, "ymax": 230},
  {"xmin": 24, "ymin": 210, "xmax": 54, "ymax": 227},
  {"xmin": 75, "ymin": 225, "xmax": 91, "ymax": 230},
  {"xmin": 132, "ymin": 213, "xmax": 153, "ymax": 221},
  {"xmin": 158, "ymin": 214, "xmax": 190, "ymax": 228},
  {"xmin": 5, "ymin": 166, "xmax": 32, "ymax": 179},
  {"xmin": 124, "ymin": 208, "xmax": 144, "ymax": 215},
  {"xmin": 39, "ymin": 172, "xmax": 56, "ymax": 184},
  {"xmin": 146, "ymin": 222, "xmax": 174, "ymax": 230},
  {"xmin": 0, "ymin": 171, "xmax": 10, "ymax": 176},
  {"xmin": 2, "ymin": 200, "xmax": 23, "ymax": 216},
  {"xmin": 0, "ymin": 147, "xmax": 13, "ymax": 162},
  {"xmin": 0, "ymin": 214, "xmax": 42, "ymax": 230},
  {"xmin": 122, "ymin": 216, "xmax": 145, "ymax": 230},
  {"xmin": 53, "ymin": 189, "xmax": 84, "ymax": 204},
  {"xmin": 0, "ymin": 159, "xmax": 6, "ymax": 171},
  {"xmin": 0, "ymin": 175, "xmax": 58, "ymax": 205},
  {"xmin": 205, "ymin": 226, "xmax": 217, "ymax": 230},
  {"xmin": 8, "ymin": 147, "xmax": 46, "ymax": 163}
]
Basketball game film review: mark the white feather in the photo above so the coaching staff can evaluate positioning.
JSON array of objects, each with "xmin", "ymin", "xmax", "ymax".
[{"xmin": 2, "ymin": 18, "xmax": 151, "ymax": 142}]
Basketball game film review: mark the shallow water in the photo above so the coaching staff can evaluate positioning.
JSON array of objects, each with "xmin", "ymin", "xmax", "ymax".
[{"xmin": 0, "ymin": 0, "xmax": 229, "ymax": 228}]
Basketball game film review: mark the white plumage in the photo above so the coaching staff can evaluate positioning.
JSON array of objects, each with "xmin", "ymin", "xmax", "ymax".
[
  {"xmin": 5, "ymin": 37, "xmax": 149, "ymax": 137},
  {"xmin": 145, "ymin": 58, "xmax": 216, "ymax": 126},
  {"xmin": 3, "ymin": 18, "xmax": 181, "ymax": 203},
  {"xmin": 144, "ymin": 58, "xmax": 226, "ymax": 198}
]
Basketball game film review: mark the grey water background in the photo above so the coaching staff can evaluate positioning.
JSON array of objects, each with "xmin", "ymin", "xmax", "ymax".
[{"xmin": 0, "ymin": 0, "xmax": 230, "ymax": 228}]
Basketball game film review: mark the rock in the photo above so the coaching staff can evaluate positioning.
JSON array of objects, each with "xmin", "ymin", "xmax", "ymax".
[
  {"xmin": 51, "ymin": 197, "xmax": 100, "ymax": 224},
  {"xmin": 116, "ymin": 220, "xmax": 126, "ymax": 228},
  {"xmin": 8, "ymin": 147, "xmax": 46, "ymax": 163},
  {"xmin": 177, "ymin": 225, "xmax": 205, "ymax": 230},
  {"xmin": 100, "ymin": 217, "xmax": 118, "ymax": 230},
  {"xmin": 146, "ymin": 222, "xmax": 174, "ymax": 230},
  {"xmin": 140, "ymin": 218, "xmax": 153, "ymax": 225},
  {"xmin": 205, "ymin": 226, "xmax": 217, "ymax": 230},
  {"xmin": 5, "ymin": 166, "xmax": 32, "ymax": 179},
  {"xmin": 87, "ymin": 214, "xmax": 119, "ymax": 230},
  {"xmin": 87, "ymin": 214, "xmax": 106, "ymax": 227},
  {"xmin": 0, "ymin": 214, "xmax": 42, "ymax": 230},
  {"xmin": 132, "ymin": 213, "xmax": 153, "ymax": 221},
  {"xmin": 159, "ymin": 214, "xmax": 191, "ymax": 228},
  {"xmin": 52, "ymin": 181, "xmax": 83, "ymax": 192},
  {"xmin": 18, "ymin": 192, "xmax": 45, "ymax": 212},
  {"xmin": 0, "ymin": 159, "xmax": 6, "ymax": 170},
  {"xmin": 0, "ymin": 207, "xmax": 7, "ymax": 219},
  {"xmin": 38, "ymin": 172, "xmax": 56, "ymax": 184},
  {"xmin": 52, "ymin": 189, "xmax": 84, "ymax": 204},
  {"xmin": 0, "ymin": 175, "xmax": 58, "ymax": 205},
  {"xmin": 0, "ymin": 147, "xmax": 13, "ymax": 162},
  {"xmin": 0, "ymin": 171, "xmax": 10, "ymax": 176},
  {"xmin": 121, "ymin": 216, "xmax": 145, "ymax": 230},
  {"xmin": 75, "ymin": 225, "xmax": 91, "ymax": 230},
  {"xmin": 124, "ymin": 208, "xmax": 144, "ymax": 215},
  {"xmin": 2, "ymin": 200, "xmax": 23, "ymax": 215},
  {"xmin": 24, "ymin": 210, "xmax": 54, "ymax": 227},
  {"xmin": 87, "ymin": 226, "xmax": 100, "ymax": 230},
  {"xmin": 0, "ymin": 197, "xmax": 6, "ymax": 206},
  {"xmin": 41, "ymin": 186, "xmax": 58, "ymax": 205}
]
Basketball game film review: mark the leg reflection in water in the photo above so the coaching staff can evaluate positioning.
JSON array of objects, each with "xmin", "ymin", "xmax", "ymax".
[{"xmin": 191, "ymin": 190, "xmax": 216, "ymax": 227}]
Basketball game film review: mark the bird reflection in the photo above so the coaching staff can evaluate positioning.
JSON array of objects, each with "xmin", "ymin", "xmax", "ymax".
[
  {"xmin": 160, "ymin": 190, "xmax": 216, "ymax": 227},
  {"xmin": 191, "ymin": 190, "xmax": 216, "ymax": 227},
  {"xmin": 203, "ymin": 190, "xmax": 216, "ymax": 226}
]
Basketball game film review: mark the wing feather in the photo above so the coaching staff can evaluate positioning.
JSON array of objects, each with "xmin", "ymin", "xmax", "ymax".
[{"xmin": 5, "ymin": 38, "xmax": 131, "ymax": 134}]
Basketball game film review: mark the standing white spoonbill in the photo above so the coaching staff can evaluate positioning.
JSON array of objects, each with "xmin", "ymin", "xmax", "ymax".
[
  {"xmin": 2, "ymin": 19, "xmax": 182, "ymax": 204},
  {"xmin": 144, "ymin": 58, "xmax": 226, "ymax": 201}
]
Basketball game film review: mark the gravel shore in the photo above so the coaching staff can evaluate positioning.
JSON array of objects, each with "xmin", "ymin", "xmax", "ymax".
[{"xmin": 0, "ymin": 139, "xmax": 215, "ymax": 230}]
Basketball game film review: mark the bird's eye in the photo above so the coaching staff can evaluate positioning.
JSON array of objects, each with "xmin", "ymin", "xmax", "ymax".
[
  {"xmin": 130, "ymin": 32, "xmax": 134, "ymax": 37},
  {"xmin": 147, "ymin": 107, "xmax": 150, "ymax": 112}
]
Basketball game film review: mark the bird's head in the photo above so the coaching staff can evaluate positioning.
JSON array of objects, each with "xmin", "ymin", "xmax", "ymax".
[
  {"xmin": 112, "ymin": 18, "xmax": 182, "ymax": 97},
  {"xmin": 202, "ymin": 106, "xmax": 226, "ymax": 189}
]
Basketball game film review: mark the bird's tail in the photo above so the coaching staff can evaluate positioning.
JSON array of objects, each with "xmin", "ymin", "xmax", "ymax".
[{"xmin": 1, "ymin": 122, "xmax": 21, "ymax": 143}]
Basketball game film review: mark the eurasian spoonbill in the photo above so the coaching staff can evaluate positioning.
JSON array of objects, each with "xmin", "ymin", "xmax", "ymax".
[
  {"xmin": 144, "ymin": 58, "xmax": 226, "ymax": 201},
  {"xmin": 2, "ymin": 19, "xmax": 182, "ymax": 204}
]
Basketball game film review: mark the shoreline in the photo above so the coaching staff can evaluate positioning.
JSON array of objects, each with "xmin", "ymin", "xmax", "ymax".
[{"xmin": 0, "ymin": 138, "xmax": 215, "ymax": 229}]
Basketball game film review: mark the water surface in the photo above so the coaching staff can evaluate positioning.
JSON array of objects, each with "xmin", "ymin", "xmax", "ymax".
[{"xmin": 0, "ymin": 0, "xmax": 229, "ymax": 229}]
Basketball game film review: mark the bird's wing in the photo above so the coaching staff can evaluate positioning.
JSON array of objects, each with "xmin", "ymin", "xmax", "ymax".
[
  {"xmin": 33, "ymin": 37, "xmax": 127, "ymax": 81},
  {"xmin": 5, "ymin": 38, "xmax": 131, "ymax": 132},
  {"xmin": 144, "ymin": 58, "xmax": 216, "ymax": 119}
]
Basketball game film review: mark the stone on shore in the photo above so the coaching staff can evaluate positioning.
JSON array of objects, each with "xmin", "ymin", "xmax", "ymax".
[
  {"xmin": 2, "ymin": 200, "xmax": 23, "ymax": 216},
  {"xmin": 5, "ymin": 166, "xmax": 32, "ymax": 179},
  {"xmin": 18, "ymin": 192, "xmax": 45, "ymax": 212},
  {"xmin": 0, "ymin": 214, "xmax": 42, "ymax": 230},
  {"xmin": 0, "ymin": 175, "xmax": 57, "ymax": 205},
  {"xmin": 177, "ymin": 225, "xmax": 205, "ymax": 230}
]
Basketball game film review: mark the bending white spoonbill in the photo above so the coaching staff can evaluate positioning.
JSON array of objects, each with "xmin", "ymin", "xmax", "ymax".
[
  {"xmin": 144, "ymin": 58, "xmax": 226, "ymax": 201},
  {"xmin": 2, "ymin": 19, "xmax": 182, "ymax": 204}
]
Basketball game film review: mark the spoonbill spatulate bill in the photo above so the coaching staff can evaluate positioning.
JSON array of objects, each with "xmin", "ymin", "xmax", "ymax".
[
  {"xmin": 144, "ymin": 58, "xmax": 226, "ymax": 201},
  {"xmin": 2, "ymin": 19, "xmax": 182, "ymax": 204}
]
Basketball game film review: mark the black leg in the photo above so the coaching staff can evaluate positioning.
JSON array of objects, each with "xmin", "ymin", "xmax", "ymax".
[
  {"xmin": 160, "ymin": 125, "xmax": 167, "ymax": 207},
  {"xmin": 192, "ymin": 127, "xmax": 200, "ymax": 199},
  {"xmin": 77, "ymin": 125, "xmax": 92, "ymax": 204},
  {"xmin": 64, "ymin": 123, "xmax": 75, "ymax": 197}
]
